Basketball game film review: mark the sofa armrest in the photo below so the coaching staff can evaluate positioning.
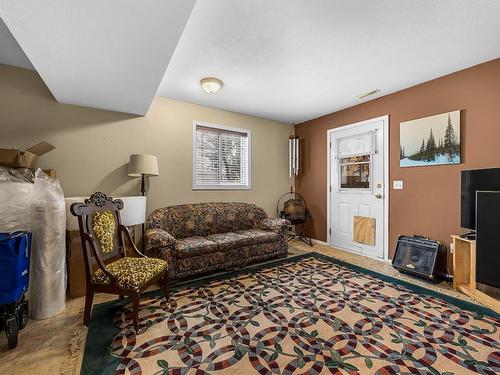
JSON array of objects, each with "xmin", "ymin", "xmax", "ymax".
[
  {"xmin": 260, "ymin": 218, "xmax": 290, "ymax": 235},
  {"xmin": 144, "ymin": 228, "xmax": 176, "ymax": 254},
  {"xmin": 144, "ymin": 228, "xmax": 177, "ymax": 276}
]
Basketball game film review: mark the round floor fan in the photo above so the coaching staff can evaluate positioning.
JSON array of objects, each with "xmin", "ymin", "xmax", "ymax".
[{"xmin": 276, "ymin": 189, "xmax": 313, "ymax": 246}]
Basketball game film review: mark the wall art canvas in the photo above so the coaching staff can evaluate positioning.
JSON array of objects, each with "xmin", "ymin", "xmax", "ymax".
[{"xmin": 400, "ymin": 110, "xmax": 460, "ymax": 167}]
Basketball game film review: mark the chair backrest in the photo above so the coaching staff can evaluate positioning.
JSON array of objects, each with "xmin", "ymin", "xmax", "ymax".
[
  {"xmin": 70, "ymin": 192, "xmax": 125, "ymax": 280},
  {"xmin": 146, "ymin": 202, "xmax": 268, "ymax": 239}
]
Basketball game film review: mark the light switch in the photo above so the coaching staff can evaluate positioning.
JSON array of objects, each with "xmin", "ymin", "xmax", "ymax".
[{"xmin": 393, "ymin": 180, "xmax": 404, "ymax": 190}]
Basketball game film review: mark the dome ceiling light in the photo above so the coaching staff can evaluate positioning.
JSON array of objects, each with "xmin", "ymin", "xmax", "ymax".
[{"xmin": 200, "ymin": 77, "xmax": 223, "ymax": 94}]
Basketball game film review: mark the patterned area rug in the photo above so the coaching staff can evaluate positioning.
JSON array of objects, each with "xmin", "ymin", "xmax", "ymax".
[{"xmin": 82, "ymin": 253, "xmax": 499, "ymax": 374}]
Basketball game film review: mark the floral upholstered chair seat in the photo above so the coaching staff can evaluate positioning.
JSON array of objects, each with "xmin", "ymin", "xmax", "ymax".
[
  {"xmin": 144, "ymin": 202, "xmax": 289, "ymax": 280},
  {"xmin": 92, "ymin": 257, "xmax": 168, "ymax": 290}
]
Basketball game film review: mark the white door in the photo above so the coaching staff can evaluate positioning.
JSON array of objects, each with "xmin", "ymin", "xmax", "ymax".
[{"xmin": 329, "ymin": 117, "xmax": 387, "ymax": 259}]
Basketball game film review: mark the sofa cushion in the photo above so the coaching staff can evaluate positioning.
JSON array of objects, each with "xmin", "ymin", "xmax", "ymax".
[
  {"xmin": 214, "ymin": 205, "xmax": 240, "ymax": 233},
  {"xmin": 169, "ymin": 204, "xmax": 218, "ymax": 239},
  {"xmin": 206, "ymin": 232, "xmax": 253, "ymax": 252},
  {"xmin": 215, "ymin": 203, "xmax": 267, "ymax": 232},
  {"xmin": 236, "ymin": 229, "xmax": 280, "ymax": 244},
  {"xmin": 176, "ymin": 236, "xmax": 218, "ymax": 259},
  {"xmin": 236, "ymin": 203, "xmax": 268, "ymax": 230}
]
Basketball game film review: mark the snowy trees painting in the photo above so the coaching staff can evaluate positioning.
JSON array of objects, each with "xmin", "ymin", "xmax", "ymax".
[{"xmin": 400, "ymin": 110, "xmax": 460, "ymax": 167}]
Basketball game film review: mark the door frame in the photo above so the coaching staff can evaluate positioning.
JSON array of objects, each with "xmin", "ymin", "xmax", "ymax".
[{"xmin": 326, "ymin": 115, "xmax": 390, "ymax": 261}]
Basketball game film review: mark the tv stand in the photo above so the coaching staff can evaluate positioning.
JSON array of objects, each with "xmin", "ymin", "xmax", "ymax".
[
  {"xmin": 452, "ymin": 235, "xmax": 499, "ymax": 314},
  {"xmin": 460, "ymin": 231, "xmax": 476, "ymax": 240}
]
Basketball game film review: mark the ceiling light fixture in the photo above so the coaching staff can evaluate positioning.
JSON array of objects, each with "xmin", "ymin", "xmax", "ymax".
[
  {"xmin": 357, "ymin": 89, "xmax": 380, "ymax": 99},
  {"xmin": 200, "ymin": 77, "xmax": 223, "ymax": 94}
]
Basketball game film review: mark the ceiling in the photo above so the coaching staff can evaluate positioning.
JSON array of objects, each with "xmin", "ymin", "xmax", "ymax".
[
  {"xmin": 0, "ymin": 18, "xmax": 33, "ymax": 70},
  {"xmin": 158, "ymin": 0, "xmax": 500, "ymax": 123},
  {"xmin": 0, "ymin": 0, "xmax": 196, "ymax": 115},
  {"xmin": 1, "ymin": 1, "xmax": 500, "ymax": 123}
]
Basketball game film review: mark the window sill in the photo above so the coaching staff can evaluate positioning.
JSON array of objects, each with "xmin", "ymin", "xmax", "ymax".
[{"xmin": 192, "ymin": 185, "xmax": 251, "ymax": 191}]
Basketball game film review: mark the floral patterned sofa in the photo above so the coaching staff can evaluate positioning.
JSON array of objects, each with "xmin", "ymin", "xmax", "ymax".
[{"xmin": 144, "ymin": 202, "xmax": 289, "ymax": 280}]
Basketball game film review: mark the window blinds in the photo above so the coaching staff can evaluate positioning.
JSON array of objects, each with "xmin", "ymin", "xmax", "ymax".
[
  {"xmin": 336, "ymin": 131, "xmax": 376, "ymax": 159},
  {"xmin": 194, "ymin": 125, "xmax": 249, "ymax": 187}
]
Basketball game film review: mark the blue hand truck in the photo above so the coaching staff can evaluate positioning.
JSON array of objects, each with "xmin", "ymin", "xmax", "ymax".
[{"xmin": 0, "ymin": 231, "xmax": 31, "ymax": 349}]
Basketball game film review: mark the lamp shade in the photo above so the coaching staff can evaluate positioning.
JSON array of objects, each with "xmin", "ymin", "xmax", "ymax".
[{"xmin": 128, "ymin": 154, "xmax": 159, "ymax": 177}]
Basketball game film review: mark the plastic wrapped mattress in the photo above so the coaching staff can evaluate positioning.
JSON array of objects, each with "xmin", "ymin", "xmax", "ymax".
[
  {"xmin": 29, "ymin": 170, "xmax": 66, "ymax": 319},
  {"xmin": 0, "ymin": 168, "xmax": 67, "ymax": 319}
]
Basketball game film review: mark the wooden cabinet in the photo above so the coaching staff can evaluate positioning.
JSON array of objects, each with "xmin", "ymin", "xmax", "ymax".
[
  {"xmin": 452, "ymin": 235, "xmax": 499, "ymax": 314},
  {"xmin": 66, "ymin": 230, "xmax": 86, "ymax": 298}
]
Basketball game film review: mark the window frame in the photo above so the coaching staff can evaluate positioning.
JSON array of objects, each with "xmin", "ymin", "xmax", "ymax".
[
  {"xmin": 338, "ymin": 154, "xmax": 373, "ymax": 192},
  {"xmin": 192, "ymin": 121, "xmax": 252, "ymax": 190}
]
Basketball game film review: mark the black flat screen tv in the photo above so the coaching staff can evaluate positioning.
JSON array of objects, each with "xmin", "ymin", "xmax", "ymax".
[{"xmin": 461, "ymin": 167, "xmax": 500, "ymax": 230}]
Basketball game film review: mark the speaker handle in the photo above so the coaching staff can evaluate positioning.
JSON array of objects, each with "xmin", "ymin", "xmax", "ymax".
[{"xmin": 413, "ymin": 234, "xmax": 429, "ymax": 240}]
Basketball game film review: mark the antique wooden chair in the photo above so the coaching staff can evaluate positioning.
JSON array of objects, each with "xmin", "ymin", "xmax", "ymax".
[{"xmin": 70, "ymin": 192, "xmax": 169, "ymax": 332}]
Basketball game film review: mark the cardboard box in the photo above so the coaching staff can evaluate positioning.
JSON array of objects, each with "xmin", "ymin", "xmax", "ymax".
[
  {"xmin": 0, "ymin": 141, "xmax": 55, "ymax": 169},
  {"xmin": 42, "ymin": 169, "xmax": 57, "ymax": 179},
  {"xmin": 66, "ymin": 230, "xmax": 86, "ymax": 299}
]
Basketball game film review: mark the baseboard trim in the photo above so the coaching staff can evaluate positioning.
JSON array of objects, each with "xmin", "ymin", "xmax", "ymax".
[
  {"xmin": 308, "ymin": 238, "xmax": 393, "ymax": 263},
  {"xmin": 312, "ymin": 238, "xmax": 328, "ymax": 246}
]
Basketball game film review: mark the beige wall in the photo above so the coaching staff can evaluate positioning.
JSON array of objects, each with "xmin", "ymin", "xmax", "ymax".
[{"xmin": 0, "ymin": 64, "xmax": 293, "ymax": 216}]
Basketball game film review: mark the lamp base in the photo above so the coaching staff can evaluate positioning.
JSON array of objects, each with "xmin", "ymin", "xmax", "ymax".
[
  {"xmin": 140, "ymin": 174, "xmax": 146, "ymax": 196},
  {"xmin": 140, "ymin": 174, "xmax": 146, "ymax": 243}
]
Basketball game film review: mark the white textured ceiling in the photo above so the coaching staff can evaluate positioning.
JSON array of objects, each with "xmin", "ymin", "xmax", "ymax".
[
  {"xmin": 0, "ymin": 18, "xmax": 33, "ymax": 70},
  {"xmin": 0, "ymin": 0, "xmax": 196, "ymax": 115},
  {"xmin": 157, "ymin": 0, "xmax": 500, "ymax": 123},
  {"xmin": 1, "ymin": 1, "xmax": 500, "ymax": 122}
]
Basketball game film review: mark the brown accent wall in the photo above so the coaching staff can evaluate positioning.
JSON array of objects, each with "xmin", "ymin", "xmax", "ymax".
[{"xmin": 295, "ymin": 58, "xmax": 500, "ymax": 259}]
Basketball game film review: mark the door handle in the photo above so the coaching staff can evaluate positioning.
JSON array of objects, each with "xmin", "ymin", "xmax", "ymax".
[{"xmin": 375, "ymin": 194, "xmax": 383, "ymax": 199}]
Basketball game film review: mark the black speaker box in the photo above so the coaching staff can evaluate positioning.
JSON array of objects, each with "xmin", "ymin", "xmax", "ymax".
[{"xmin": 392, "ymin": 235, "xmax": 446, "ymax": 282}]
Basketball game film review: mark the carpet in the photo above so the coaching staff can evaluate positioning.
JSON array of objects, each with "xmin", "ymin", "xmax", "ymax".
[{"xmin": 82, "ymin": 253, "xmax": 499, "ymax": 374}]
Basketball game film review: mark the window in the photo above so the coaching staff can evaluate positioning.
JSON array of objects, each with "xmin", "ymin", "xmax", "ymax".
[
  {"xmin": 336, "ymin": 131, "xmax": 375, "ymax": 190},
  {"xmin": 193, "ymin": 122, "xmax": 251, "ymax": 189},
  {"xmin": 339, "ymin": 155, "xmax": 371, "ymax": 189}
]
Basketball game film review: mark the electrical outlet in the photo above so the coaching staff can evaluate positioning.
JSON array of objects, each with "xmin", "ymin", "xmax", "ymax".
[{"xmin": 393, "ymin": 180, "xmax": 404, "ymax": 190}]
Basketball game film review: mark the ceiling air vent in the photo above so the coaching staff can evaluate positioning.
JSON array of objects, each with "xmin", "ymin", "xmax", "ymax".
[{"xmin": 357, "ymin": 89, "xmax": 380, "ymax": 100}]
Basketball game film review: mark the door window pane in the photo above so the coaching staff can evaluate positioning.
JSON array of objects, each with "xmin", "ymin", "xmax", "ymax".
[
  {"xmin": 340, "ymin": 155, "xmax": 370, "ymax": 164},
  {"xmin": 340, "ymin": 156, "xmax": 370, "ymax": 189}
]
